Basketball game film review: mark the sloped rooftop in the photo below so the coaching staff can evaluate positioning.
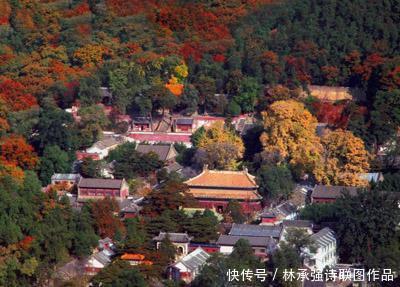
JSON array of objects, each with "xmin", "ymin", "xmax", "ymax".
[
  {"xmin": 174, "ymin": 247, "xmax": 210, "ymax": 271},
  {"xmin": 229, "ymin": 224, "xmax": 282, "ymax": 238},
  {"xmin": 185, "ymin": 169, "xmax": 258, "ymax": 189}
]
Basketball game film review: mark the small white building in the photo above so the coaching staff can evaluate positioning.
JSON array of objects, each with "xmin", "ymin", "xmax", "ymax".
[
  {"xmin": 153, "ymin": 232, "xmax": 192, "ymax": 259},
  {"xmin": 304, "ymin": 227, "xmax": 337, "ymax": 271},
  {"xmin": 86, "ymin": 135, "xmax": 126, "ymax": 159},
  {"xmin": 168, "ymin": 247, "xmax": 210, "ymax": 283},
  {"xmin": 84, "ymin": 238, "xmax": 115, "ymax": 275}
]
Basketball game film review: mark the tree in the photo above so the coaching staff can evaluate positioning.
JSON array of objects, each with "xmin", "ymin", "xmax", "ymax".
[
  {"xmin": 192, "ymin": 239, "xmax": 263, "ymax": 287},
  {"xmin": 371, "ymin": 90, "xmax": 400, "ymax": 147},
  {"xmin": 260, "ymin": 100, "xmax": 323, "ymax": 179},
  {"xmin": 159, "ymin": 234, "xmax": 176, "ymax": 265},
  {"xmin": 39, "ymin": 145, "xmax": 70, "ymax": 185},
  {"xmin": 0, "ymin": 77, "xmax": 37, "ymax": 111},
  {"xmin": 257, "ymin": 164, "xmax": 294, "ymax": 201},
  {"xmin": 335, "ymin": 189, "xmax": 400, "ymax": 266},
  {"xmin": 123, "ymin": 218, "xmax": 148, "ymax": 251},
  {"xmin": 91, "ymin": 260, "xmax": 147, "ymax": 287},
  {"xmin": 232, "ymin": 77, "xmax": 260, "ymax": 113},
  {"xmin": 185, "ymin": 209, "xmax": 219, "ymax": 243},
  {"xmin": 283, "ymin": 228, "xmax": 316, "ymax": 257},
  {"xmin": 196, "ymin": 121, "xmax": 244, "ymax": 170},
  {"xmin": 112, "ymin": 150, "xmax": 163, "ymax": 180},
  {"xmin": 79, "ymin": 158, "xmax": 102, "ymax": 178},
  {"xmin": 0, "ymin": 135, "xmax": 38, "ymax": 170},
  {"xmin": 224, "ymin": 200, "xmax": 246, "ymax": 224},
  {"xmin": 378, "ymin": 172, "xmax": 400, "ymax": 193},
  {"xmin": 8, "ymin": 107, "xmax": 40, "ymax": 138},
  {"xmin": 109, "ymin": 268, "xmax": 148, "ymax": 287},
  {"xmin": 142, "ymin": 180, "xmax": 196, "ymax": 216},
  {"xmin": 190, "ymin": 126, "xmax": 205, "ymax": 147},
  {"xmin": 78, "ymin": 76, "xmax": 102, "ymax": 106},
  {"xmin": 106, "ymin": 142, "xmax": 137, "ymax": 162},
  {"xmin": 78, "ymin": 105, "xmax": 110, "ymax": 146},
  {"xmin": 269, "ymin": 244, "xmax": 302, "ymax": 287},
  {"xmin": 318, "ymin": 130, "xmax": 370, "ymax": 186},
  {"xmin": 177, "ymin": 84, "xmax": 199, "ymax": 115},
  {"xmin": 89, "ymin": 197, "xmax": 125, "ymax": 239},
  {"xmin": 31, "ymin": 106, "xmax": 79, "ymax": 152},
  {"xmin": 71, "ymin": 208, "xmax": 98, "ymax": 258}
]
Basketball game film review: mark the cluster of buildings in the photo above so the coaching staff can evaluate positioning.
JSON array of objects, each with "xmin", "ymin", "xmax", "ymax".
[{"xmin": 56, "ymin": 85, "xmax": 398, "ymax": 285}]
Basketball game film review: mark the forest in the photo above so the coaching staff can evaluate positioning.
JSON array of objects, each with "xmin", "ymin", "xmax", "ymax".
[{"xmin": 0, "ymin": 0, "xmax": 399, "ymax": 286}]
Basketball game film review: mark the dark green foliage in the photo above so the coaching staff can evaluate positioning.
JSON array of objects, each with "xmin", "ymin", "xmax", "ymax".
[
  {"xmin": 106, "ymin": 142, "xmax": 137, "ymax": 163},
  {"xmin": 283, "ymin": 228, "xmax": 316, "ymax": 256},
  {"xmin": 108, "ymin": 142, "xmax": 163, "ymax": 179},
  {"xmin": 91, "ymin": 260, "xmax": 148, "ymax": 287},
  {"xmin": 71, "ymin": 208, "xmax": 98, "ymax": 258},
  {"xmin": 378, "ymin": 171, "xmax": 400, "ymax": 192},
  {"xmin": 8, "ymin": 108, "xmax": 40, "ymax": 138},
  {"xmin": 31, "ymin": 107, "xmax": 79, "ymax": 153},
  {"xmin": 299, "ymin": 203, "xmax": 338, "ymax": 224},
  {"xmin": 225, "ymin": 200, "xmax": 246, "ymax": 224},
  {"xmin": 79, "ymin": 157, "xmax": 102, "ymax": 178},
  {"xmin": 371, "ymin": 90, "xmax": 400, "ymax": 146},
  {"xmin": 190, "ymin": 126, "xmax": 205, "ymax": 147},
  {"xmin": 78, "ymin": 76, "xmax": 102, "ymax": 107},
  {"xmin": 269, "ymin": 244, "xmax": 302, "ymax": 287},
  {"xmin": 177, "ymin": 84, "xmax": 199, "ymax": 115},
  {"xmin": 159, "ymin": 235, "xmax": 176, "ymax": 265},
  {"xmin": 242, "ymin": 124, "xmax": 264, "ymax": 162},
  {"xmin": 123, "ymin": 218, "xmax": 148, "ymax": 251},
  {"xmin": 335, "ymin": 189, "xmax": 400, "ymax": 265},
  {"xmin": 184, "ymin": 209, "xmax": 219, "ymax": 243},
  {"xmin": 257, "ymin": 164, "xmax": 295, "ymax": 201},
  {"xmin": 39, "ymin": 145, "xmax": 71, "ymax": 185},
  {"xmin": 192, "ymin": 239, "xmax": 264, "ymax": 287},
  {"xmin": 142, "ymin": 180, "xmax": 196, "ymax": 216}
]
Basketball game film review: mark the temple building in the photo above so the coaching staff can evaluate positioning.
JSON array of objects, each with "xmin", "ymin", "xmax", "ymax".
[
  {"xmin": 184, "ymin": 167, "xmax": 262, "ymax": 214},
  {"xmin": 77, "ymin": 178, "xmax": 129, "ymax": 202}
]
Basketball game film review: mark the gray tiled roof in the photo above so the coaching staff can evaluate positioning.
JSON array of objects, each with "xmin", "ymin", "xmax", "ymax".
[
  {"xmin": 274, "ymin": 201, "xmax": 298, "ymax": 216},
  {"xmin": 310, "ymin": 227, "xmax": 336, "ymax": 247},
  {"xmin": 282, "ymin": 220, "xmax": 313, "ymax": 228},
  {"xmin": 176, "ymin": 118, "xmax": 194, "ymax": 125},
  {"xmin": 175, "ymin": 248, "xmax": 210, "ymax": 271},
  {"xmin": 153, "ymin": 232, "xmax": 192, "ymax": 243},
  {"xmin": 229, "ymin": 224, "xmax": 282, "ymax": 239},
  {"xmin": 136, "ymin": 144, "xmax": 175, "ymax": 161},
  {"xmin": 217, "ymin": 235, "xmax": 276, "ymax": 248},
  {"xmin": 119, "ymin": 199, "xmax": 141, "ymax": 213},
  {"xmin": 312, "ymin": 185, "xmax": 358, "ymax": 199},
  {"xmin": 78, "ymin": 178, "xmax": 123, "ymax": 189},
  {"xmin": 133, "ymin": 117, "xmax": 151, "ymax": 124},
  {"xmin": 51, "ymin": 173, "xmax": 80, "ymax": 182},
  {"xmin": 165, "ymin": 161, "xmax": 183, "ymax": 173},
  {"xmin": 92, "ymin": 136, "xmax": 124, "ymax": 150},
  {"xmin": 92, "ymin": 250, "xmax": 113, "ymax": 266}
]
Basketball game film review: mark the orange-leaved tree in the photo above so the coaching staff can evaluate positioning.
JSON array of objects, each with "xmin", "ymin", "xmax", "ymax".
[
  {"xmin": 0, "ymin": 135, "xmax": 39, "ymax": 170},
  {"xmin": 318, "ymin": 129, "xmax": 370, "ymax": 186},
  {"xmin": 260, "ymin": 100, "xmax": 323, "ymax": 178},
  {"xmin": 0, "ymin": 77, "xmax": 37, "ymax": 111},
  {"xmin": 197, "ymin": 121, "xmax": 244, "ymax": 170}
]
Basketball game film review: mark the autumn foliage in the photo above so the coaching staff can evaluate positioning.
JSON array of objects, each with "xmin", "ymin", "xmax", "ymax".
[
  {"xmin": 318, "ymin": 130, "xmax": 370, "ymax": 186},
  {"xmin": 0, "ymin": 135, "xmax": 39, "ymax": 170},
  {"xmin": 90, "ymin": 197, "xmax": 126, "ymax": 239},
  {"xmin": 312, "ymin": 102, "xmax": 349, "ymax": 128},
  {"xmin": 0, "ymin": 78, "xmax": 37, "ymax": 111}
]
